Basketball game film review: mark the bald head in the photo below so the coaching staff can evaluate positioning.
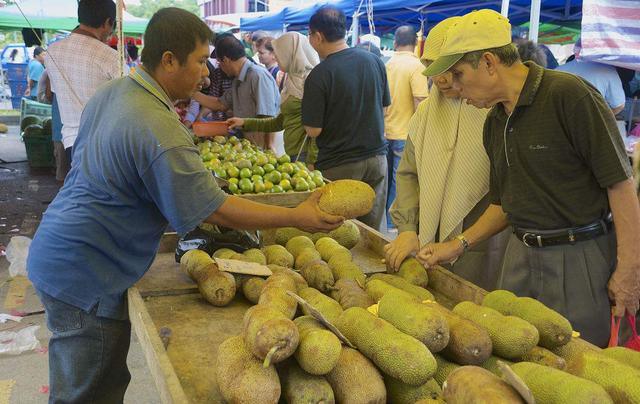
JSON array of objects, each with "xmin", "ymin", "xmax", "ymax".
[{"xmin": 395, "ymin": 25, "xmax": 416, "ymax": 48}]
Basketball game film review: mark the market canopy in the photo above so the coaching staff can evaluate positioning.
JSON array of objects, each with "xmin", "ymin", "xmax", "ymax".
[
  {"xmin": 240, "ymin": 0, "xmax": 583, "ymax": 33},
  {"xmin": 0, "ymin": 0, "xmax": 149, "ymax": 34}
]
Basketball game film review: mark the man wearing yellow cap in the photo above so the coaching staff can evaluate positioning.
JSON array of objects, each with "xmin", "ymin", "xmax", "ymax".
[
  {"xmin": 419, "ymin": 9, "xmax": 640, "ymax": 347},
  {"xmin": 384, "ymin": 17, "xmax": 506, "ymax": 290}
]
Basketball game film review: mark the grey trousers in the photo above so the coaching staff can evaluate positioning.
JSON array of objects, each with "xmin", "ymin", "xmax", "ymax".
[
  {"xmin": 322, "ymin": 155, "xmax": 388, "ymax": 231},
  {"xmin": 498, "ymin": 231, "xmax": 616, "ymax": 347}
]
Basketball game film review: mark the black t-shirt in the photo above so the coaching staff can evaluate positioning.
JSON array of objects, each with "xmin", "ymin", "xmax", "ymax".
[{"xmin": 302, "ymin": 47, "xmax": 390, "ymax": 170}]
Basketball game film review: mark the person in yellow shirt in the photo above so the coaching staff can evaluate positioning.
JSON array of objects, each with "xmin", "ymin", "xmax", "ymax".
[{"xmin": 384, "ymin": 25, "xmax": 429, "ymax": 230}]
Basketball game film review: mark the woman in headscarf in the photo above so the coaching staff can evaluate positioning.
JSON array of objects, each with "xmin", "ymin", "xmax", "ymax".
[
  {"xmin": 227, "ymin": 32, "xmax": 320, "ymax": 165},
  {"xmin": 384, "ymin": 17, "xmax": 507, "ymax": 289}
]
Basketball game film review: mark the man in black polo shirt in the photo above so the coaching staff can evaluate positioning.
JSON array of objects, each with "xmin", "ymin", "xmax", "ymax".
[
  {"xmin": 419, "ymin": 9, "xmax": 640, "ymax": 347},
  {"xmin": 302, "ymin": 7, "xmax": 390, "ymax": 230}
]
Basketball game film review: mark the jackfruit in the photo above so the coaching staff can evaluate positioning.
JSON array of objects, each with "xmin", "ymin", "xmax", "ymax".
[
  {"xmin": 278, "ymin": 360, "xmax": 335, "ymax": 404},
  {"xmin": 286, "ymin": 235, "xmax": 316, "ymax": 257},
  {"xmin": 241, "ymin": 276, "xmax": 265, "ymax": 304},
  {"xmin": 453, "ymin": 301, "xmax": 539, "ymax": 360},
  {"xmin": 243, "ymin": 248, "xmax": 267, "ymax": 265},
  {"xmin": 443, "ymin": 366, "xmax": 524, "ymax": 404},
  {"xmin": 197, "ymin": 265, "xmax": 236, "ymax": 306},
  {"xmin": 365, "ymin": 279, "xmax": 434, "ymax": 303},
  {"xmin": 298, "ymin": 287, "xmax": 343, "ymax": 324},
  {"xmin": 294, "ymin": 316, "xmax": 342, "ymax": 375},
  {"xmin": 549, "ymin": 337, "xmax": 599, "ymax": 370},
  {"xmin": 328, "ymin": 260, "xmax": 366, "ymax": 286},
  {"xmin": 521, "ymin": 346, "xmax": 566, "ymax": 370},
  {"xmin": 329, "ymin": 278, "xmax": 374, "ymax": 309},
  {"xmin": 299, "ymin": 261, "xmax": 335, "ymax": 293},
  {"xmin": 368, "ymin": 273, "xmax": 434, "ymax": 301},
  {"xmin": 378, "ymin": 289, "xmax": 449, "ymax": 352},
  {"xmin": 259, "ymin": 273, "xmax": 298, "ymax": 319},
  {"xmin": 433, "ymin": 354, "xmax": 460, "ymax": 387},
  {"xmin": 318, "ymin": 180, "xmax": 375, "ymax": 219},
  {"xmin": 511, "ymin": 361, "xmax": 613, "ymax": 404},
  {"xmin": 327, "ymin": 220, "xmax": 360, "ymax": 249},
  {"xmin": 568, "ymin": 351, "xmax": 640, "ymax": 403},
  {"xmin": 216, "ymin": 335, "xmax": 280, "ymax": 404},
  {"xmin": 325, "ymin": 347, "xmax": 386, "ymax": 404},
  {"xmin": 230, "ymin": 253, "xmax": 252, "ymax": 262},
  {"xmin": 483, "ymin": 289, "xmax": 572, "ymax": 348},
  {"xmin": 480, "ymin": 356, "xmax": 514, "ymax": 375},
  {"xmin": 602, "ymin": 346, "xmax": 640, "ymax": 370},
  {"xmin": 335, "ymin": 307, "xmax": 436, "ymax": 385},
  {"xmin": 212, "ymin": 247, "xmax": 237, "ymax": 259},
  {"xmin": 276, "ymin": 227, "xmax": 313, "ymax": 246},
  {"xmin": 385, "ymin": 376, "xmax": 442, "ymax": 404},
  {"xmin": 295, "ymin": 247, "xmax": 322, "ymax": 270},
  {"xmin": 263, "ymin": 245, "xmax": 294, "ymax": 268},
  {"xmin": 242, "ymin": 305, "xmax": 299, "ymax": 366},
  {"xmin": 395, "ymin": 257, "xmax": 429, "ymax": 288},
  {"xmin": 316, "ymin": 241, "xmax": 352, "ymax": 262},
  {"xmin": 425, "ymin": 302, "xmax": 492, "ymax": 366},
  {"xmin": 180, "ymin": 249, "xmax": 213, "ymax": 282},
  {"xmin": 268, "ymin": 264, "xmax": 308, "ymax": 291}
]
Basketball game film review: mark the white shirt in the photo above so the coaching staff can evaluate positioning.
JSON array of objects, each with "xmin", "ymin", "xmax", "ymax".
[{"xmin": 46, "ymin": 32, "xmax": 120, "ymax": 149}]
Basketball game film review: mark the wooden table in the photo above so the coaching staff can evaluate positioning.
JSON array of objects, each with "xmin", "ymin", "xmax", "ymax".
[{"xmin": 129, "ymin": 222, "xmax": 488, "ymax": 403}]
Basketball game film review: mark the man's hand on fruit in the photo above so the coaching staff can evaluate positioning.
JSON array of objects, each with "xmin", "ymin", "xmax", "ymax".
[
  {"xmin": 384, "ymin": 231, "xmax": 419, "ymax": 272},
  {"xmin": 293, "ymin": 190, "xmax": 344, "ymax": 233},
  {"xmin": 416, "ymin": 239, "xmax": 464, "ymax": 269}
]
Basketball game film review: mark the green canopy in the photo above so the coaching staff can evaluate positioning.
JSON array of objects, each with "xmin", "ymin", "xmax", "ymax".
[{"xmin": 0, "ymin": 0, "xmax": 148, "ymax": 34}]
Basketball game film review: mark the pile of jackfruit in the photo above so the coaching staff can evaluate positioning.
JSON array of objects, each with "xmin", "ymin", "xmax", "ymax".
[{"xmin": 181, "ymin": 225, "xmax": 640, "ymax": 404}]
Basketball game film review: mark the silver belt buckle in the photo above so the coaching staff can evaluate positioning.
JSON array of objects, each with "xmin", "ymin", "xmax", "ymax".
[{"xmin": 521, "ymin": 232, "xmax": 543, "ymax": 248}]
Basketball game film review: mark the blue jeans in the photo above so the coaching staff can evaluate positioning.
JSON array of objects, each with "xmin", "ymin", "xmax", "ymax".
[
  {"xmin": 37, "ymin": 289, "xmax": 131, "ymax": 404},
  {"xmin": 386, "ymin": 139, "xmax": 406, "ymax": 228}
]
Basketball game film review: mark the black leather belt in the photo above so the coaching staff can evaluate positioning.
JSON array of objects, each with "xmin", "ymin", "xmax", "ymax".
[{"xmin": 513, "ymin": 215, "xmax": 613, "ymax": 248}]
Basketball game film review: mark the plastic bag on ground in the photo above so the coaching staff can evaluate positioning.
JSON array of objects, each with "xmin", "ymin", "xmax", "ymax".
[
  {"xmin": 0, "ymin": 324, "xmax": 40, "ymax": 355},
  {"xmin": 4, "ymin": 236, "xmax": 32, "ymax": 277}
]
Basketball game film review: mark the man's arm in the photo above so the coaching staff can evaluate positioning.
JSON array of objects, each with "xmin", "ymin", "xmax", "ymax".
[
  {"xmin": 205, "ymin": 192, "xmax": 343, "ymax": 233},
  {"xmin": 611, "ymin": 104, "xmax": 625, "ymax": 116},
  {"xmin": 607, "ymin": 178, "xmax": 640, "ymax": 316},
  {"xmin": 193, "ymin": 92, "xmax": 228, "ymax": 112},
  {"xmin": 416, "ymin": 204, "xmax": 509, "ymax": 268},
  {"xmin": 304, "ymin": 126, "xmax": 322, "ymax": 138}
]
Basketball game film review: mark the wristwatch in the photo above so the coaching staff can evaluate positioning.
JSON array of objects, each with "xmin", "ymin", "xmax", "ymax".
[{"xmin": 455, "ymin": 234, "xmax": 470, "ymax": 254}]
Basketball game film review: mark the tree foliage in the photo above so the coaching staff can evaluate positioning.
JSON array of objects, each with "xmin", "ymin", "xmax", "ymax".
[{"xmin": 127, "ymin": 0, "xmax": 200, "ymax": 19}]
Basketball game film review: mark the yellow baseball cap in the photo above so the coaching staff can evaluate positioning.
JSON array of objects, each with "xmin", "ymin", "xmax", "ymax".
[
  {"xmin": 421, "ymin": 16, "xmax": 462, "ymax": 70},
  {"xmin": 423, "ymin": 9, "xmax": 511, "ymax": 77}
]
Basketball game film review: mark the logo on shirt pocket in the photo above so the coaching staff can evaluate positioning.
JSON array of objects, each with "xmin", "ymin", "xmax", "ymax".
[{"xmin": 528, "ymin": 144, "xmax": 549, "ymax": 151}]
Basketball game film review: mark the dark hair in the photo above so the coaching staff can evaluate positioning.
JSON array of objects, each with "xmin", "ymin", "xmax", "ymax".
[
  {"xmin": 515, "ymin": 39, "xmax": 547, "ymax": 67},
  {"xmin": 255, "ymin": 37, "xmax": 274, "ymax": 52},
  {"xmin": 460, "ymin": 43, "xmax": 520, "ymax": 68},
  {"xmin": 33, "ymin": 46, "xmax": 45, "ymax": 57},
  {"xmin": 309, "ymin": 7, "xmax": 346, "ymax": 42},
  {"xmin": 127, "ymin": 44, "xmax": 139, "ymax": 60},
  {"xmin": 78, "ymin": 0, "xmax": 116, "ymax": 29},
  {"xmin": 395, "ymin": 26, "xmax": 416, "ymax": 47},
  {"xmin": 214, "ymin": 35, "xmax": 246, "ymax": 61},
  {"xmin": 141, "ymin": 8, "xmax": 213, "ymax": 72}
]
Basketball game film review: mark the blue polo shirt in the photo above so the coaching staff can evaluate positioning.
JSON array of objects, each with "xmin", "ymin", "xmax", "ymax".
[
  {"xmin": 27, "ymin": 59, "xmax": 44, "ymax": 95},
  {"xmin": 220, "ymin": 59, "xmax": 280, "ymax": 118},
  {"xmin": 27, "ymin": 68, "xmax": 227, "ymax": 319}
]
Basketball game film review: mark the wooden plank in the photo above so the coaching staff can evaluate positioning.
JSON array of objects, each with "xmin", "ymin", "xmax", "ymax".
[
  {"xmin": 128, "ymin": 288, "xmax": 190, "ymax": 404},
  {"xmin": 143, "ymin": 293, "xmax": 251, "ymax": 403},
  {"xmin": 427, "ymin": 266, "xmax": 487, "ymax": 305}
]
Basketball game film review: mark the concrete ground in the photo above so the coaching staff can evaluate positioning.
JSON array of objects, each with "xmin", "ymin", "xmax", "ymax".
[{"xmin": 0, "ymin": 126, "xmax": 160, "ymax": 404}]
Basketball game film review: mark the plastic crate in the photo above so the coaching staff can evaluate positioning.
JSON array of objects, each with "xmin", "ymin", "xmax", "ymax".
[
  {"xmin": 6, "ymin": 63, "xmax": 28, "ymax": 81},
  {"xmin": 23, "ymin": 132, "xmax": 55, "ymax": 168},
  {"xmin": 9, "ymin": 79, "xmax": 27, "ymax": 97},
  {"xmin": 20, "ymin": 98, "xmax": 52, "ymax": 121}
]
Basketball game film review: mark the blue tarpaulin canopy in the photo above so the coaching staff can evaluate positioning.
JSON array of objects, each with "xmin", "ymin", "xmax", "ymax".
[{"xmin": 240, "ymin": 0, "xmax": 582, "ymax": 33}]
